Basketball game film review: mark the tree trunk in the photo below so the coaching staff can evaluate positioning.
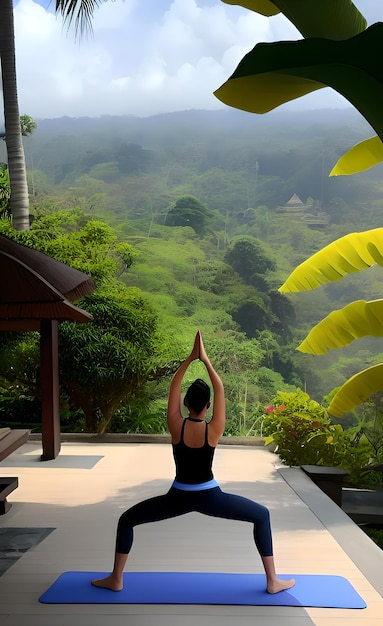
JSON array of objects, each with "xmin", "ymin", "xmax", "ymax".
[
  {"xmin": 0, "ymin": 0, "xmax": 30, "ymax": 231},
  {"xmin": 98, "ymin": 403, "xmax": 116, "ymax": 435}
]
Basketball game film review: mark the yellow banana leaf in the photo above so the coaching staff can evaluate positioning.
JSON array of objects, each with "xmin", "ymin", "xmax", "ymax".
[
  {"xmin": 214, "ymin": 24, "xmax": 383, "ymax": 142},
  {"xmin": 298, "ymin": 300, "xmax": 383, "ymax": 355},
  {"xmin": 330, "ymin": 136, "xmax": 383, "ymax": 176},
  {"xmin": 279, "ymin": 229, "xmax": 383, "ymax": 293},
  {"xmin": 328, "ymin": 364, "xmax": 383, "ymax": 417},
  {"xmin": 221, "ymin": 0, "xmax": 279, "ymax": 16},
  {"xmin": 221, "ymin": 0, "xmax": 366, "ymax": 39},
  {"xmin": 216, "ymin": 70, "xmax": 323, "ymax": 114}
]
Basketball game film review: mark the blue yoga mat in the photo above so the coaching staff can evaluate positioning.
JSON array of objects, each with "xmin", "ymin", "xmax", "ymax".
[{"xmin": 39, "ymin": 571, "xmax": 366, "ymax": 608}]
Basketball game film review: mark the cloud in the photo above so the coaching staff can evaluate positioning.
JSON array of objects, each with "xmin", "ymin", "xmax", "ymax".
[
  {"xmin": 8, "ymin": 0, "xmax": 269, "ymax": 118},
  {"xmin": 9, "ymin": 0, "xmax": 380, "ymax": 119}
]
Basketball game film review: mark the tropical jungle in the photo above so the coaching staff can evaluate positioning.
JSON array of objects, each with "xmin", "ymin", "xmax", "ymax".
[{"xmin": 0, "ymin": 107, "xmax": 383, "ymax": 492}]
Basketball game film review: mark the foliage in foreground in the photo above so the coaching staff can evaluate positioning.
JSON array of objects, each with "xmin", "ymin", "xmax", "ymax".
[
  {"xmin": 0, "ymin": 211, "xmax": 181, "ymax": 433},
  {"xmin": 363, "ymin": 526, "xmax": 383, "ymax": 550},
  {"xmin": 58, "ymin": 289, "xmax": 177, "ymax": 433},
  {"xmin": 262, "ymin": 389, "xmax": 381, "ymax": 486}
]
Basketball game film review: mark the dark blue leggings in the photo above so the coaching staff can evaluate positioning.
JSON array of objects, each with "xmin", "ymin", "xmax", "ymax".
[{"xmin": 116, "ymin": 486, "xmax": 273, "ymax": 557}]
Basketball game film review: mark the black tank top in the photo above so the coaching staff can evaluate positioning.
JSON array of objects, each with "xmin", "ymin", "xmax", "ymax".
[{"xmin": 172, "ymin": 419, "xmax": 215, "ymax": 484}]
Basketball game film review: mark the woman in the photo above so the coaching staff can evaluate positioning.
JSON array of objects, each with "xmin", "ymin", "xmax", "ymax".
[{"xmin": 93, "ymin": 331, "xmax": 294, "ymax": 594}]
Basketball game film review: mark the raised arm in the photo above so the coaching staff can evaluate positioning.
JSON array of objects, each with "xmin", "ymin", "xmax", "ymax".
[
  {"xmin": 167, "ymin": 331, "xmax": 200, "ymax": 438},
  {"xmin": 199, "ymin": 333, "xmax": 226, "ymax": 441}
]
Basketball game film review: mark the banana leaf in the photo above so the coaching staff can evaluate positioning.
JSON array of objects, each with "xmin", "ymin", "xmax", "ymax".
[
  {"xmin": 221, "ymin": 1, "xmax": 368, "ymax": 174},
  {"xmin": 328, "ymin": 364, "xmax": 383, "ymax": 417},
  {"xmin": 214, "ymin": 24, "xmax": 383, "ymax": 142},
  {"xmin": 221, "ymin": 0, "xmax": 279, "ymax": 16},
  {"xmin": 298, "ymin": 300, "xmax": 383, "ymax": 355},
  {"xmin": 330, "ymin": 136, "xmax": 383, "ymax": 176},
  {"xmin": 279, "ymin": 229, "xmax": 383, "ymax": 293},
  {"xmin": 221, "ymin": 0, "xmax": 366, "ymax": 39}
]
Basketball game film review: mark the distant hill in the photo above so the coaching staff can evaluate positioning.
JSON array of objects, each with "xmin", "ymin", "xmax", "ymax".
[
  {"xmin": 32, "ymin": 107, "xmax": 369, "ymax": 147},
  {"xmin": 1, "ymin": 106, "xmax": 379, "ymax": 215}
]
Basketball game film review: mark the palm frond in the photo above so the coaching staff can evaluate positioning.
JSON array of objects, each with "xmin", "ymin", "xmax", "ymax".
[{"xmin": 55, "ymin": 0, "xmax": 103, "ymax": 35}]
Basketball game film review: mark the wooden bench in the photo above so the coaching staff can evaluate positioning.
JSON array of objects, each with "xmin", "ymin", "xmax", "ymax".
[
  {"xmin": 0, "ymin": 477, "xmax": 19, "ymax": 514},
  {"xmin": 0, "ymin": 428, "xmax": 30, "ymax": 514}
]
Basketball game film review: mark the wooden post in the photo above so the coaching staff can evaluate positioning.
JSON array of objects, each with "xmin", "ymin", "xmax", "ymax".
[{"xmin": 40, "ymin": 320, "xmax": 61, "ymax": 460}]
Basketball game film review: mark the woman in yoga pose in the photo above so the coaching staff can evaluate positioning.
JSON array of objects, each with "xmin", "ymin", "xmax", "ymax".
[{"xmin": 93, "ymin": 331, "xmax": 294, "ymax": 594}]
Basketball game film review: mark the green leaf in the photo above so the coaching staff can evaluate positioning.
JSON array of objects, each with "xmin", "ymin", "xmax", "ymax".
[
  {"xmin": 221, "ymin": 0, "xmax": 280, "ymax": 17},
  {"xmin": 264, "ymin": 435, "xmax": 275, "ymax": 445},
  {"xmin": 222, "ymin": 0, "xmax": 366, "ymax": 39},
  {"xmin": 298, "ymin": 300, "xmax": 383, "ymax": 355},
  {"xmin": 279, "ymin": 229, "xmax": 383, "ymax": 293},
  {"xmin": 214, "ymin": 24, "xmax": 383, "ymax": 142},
  {"xmin": 330, "ymin": 136, "xmax": 383, "ymax": 176},
  {"xmin": 328, "ymin": 364, "xmax": 383, "ymax": 417}
]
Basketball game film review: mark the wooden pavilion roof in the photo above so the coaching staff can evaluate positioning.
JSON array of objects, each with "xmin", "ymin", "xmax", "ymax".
[{"xmin": 0, "ymin": 234, "xmax": 95, "ymax": 323}]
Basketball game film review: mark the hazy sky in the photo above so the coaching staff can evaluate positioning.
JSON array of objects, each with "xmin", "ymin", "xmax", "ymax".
[{"xmin": 7, "ymin": 0, "xmax": 382, "ymax": 119}]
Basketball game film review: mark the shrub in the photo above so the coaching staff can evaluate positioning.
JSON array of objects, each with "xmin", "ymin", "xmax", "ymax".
[{"xmin": 262, "ymin": 389, "xmax": 375, "ymax": 481}]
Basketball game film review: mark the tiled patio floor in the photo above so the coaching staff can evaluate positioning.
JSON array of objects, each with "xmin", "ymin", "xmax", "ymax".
[{"xmin": 0, "ymin": 440, "xmax": 382, "ymax": 625}]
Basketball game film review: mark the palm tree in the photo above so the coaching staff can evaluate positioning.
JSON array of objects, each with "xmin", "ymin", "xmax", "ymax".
[
  {"xmin": 55, "ymin": 0, "xmax": 101, "ymax": 35},
  {"xmin": 0, "ymin": 0, "xmax": 30, "ymax": 231},
  {"xmin": 0, "ymin": 1, "xmax": 98, "ymax": 232}
]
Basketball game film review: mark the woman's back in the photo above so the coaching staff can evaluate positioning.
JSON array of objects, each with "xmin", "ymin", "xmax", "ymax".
[{"xmin": 172, "ymin": 418, "xmax": 215, "ymax": 484}]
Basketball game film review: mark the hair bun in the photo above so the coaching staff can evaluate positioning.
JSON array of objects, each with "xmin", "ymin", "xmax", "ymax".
[{"xmin": 184, "ymin": 378, "xmax": 211, "ymax": 414}]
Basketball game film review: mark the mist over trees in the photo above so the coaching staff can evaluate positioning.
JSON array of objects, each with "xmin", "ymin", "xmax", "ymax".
[{"xmin": 1, "ymin": 107, "xmax": 383, "ymax": 434}]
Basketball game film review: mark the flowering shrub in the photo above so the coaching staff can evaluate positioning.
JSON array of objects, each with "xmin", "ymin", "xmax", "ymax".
[{"xmin": 262, "ymin": 389, "xmax": 373, "ymax": 476}]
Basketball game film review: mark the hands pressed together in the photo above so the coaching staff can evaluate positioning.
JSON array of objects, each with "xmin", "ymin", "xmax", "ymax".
[{"xmin": 190, "ymin": 330, "xmax": 208, "ymax": 364}]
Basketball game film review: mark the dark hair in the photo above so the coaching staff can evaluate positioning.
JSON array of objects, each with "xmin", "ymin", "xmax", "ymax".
[{"xmin": 184, "ymin": 378, "xmax": 211, "ymax": 414}]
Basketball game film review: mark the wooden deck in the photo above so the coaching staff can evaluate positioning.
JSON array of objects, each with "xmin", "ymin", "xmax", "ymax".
[{"xmin": 0, "ymin": 441, "xmax": 382, "ymax": 626}]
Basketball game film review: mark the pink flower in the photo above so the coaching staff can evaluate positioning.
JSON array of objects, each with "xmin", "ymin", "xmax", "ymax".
[{"xmin": 265, "ymin": 405, "xmax": 275, "ymax": 414}]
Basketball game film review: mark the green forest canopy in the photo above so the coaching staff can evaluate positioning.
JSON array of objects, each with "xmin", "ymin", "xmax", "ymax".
[{"xmin": 1, "ymin": 108, "xmax": 383, "ymax": 433}]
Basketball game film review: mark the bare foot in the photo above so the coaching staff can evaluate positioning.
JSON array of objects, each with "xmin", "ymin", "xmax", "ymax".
[
  {"xmin": 91, "ymin": 574, "xmax": 123, "ymax": 592},
  {"xmin": 267, "ymin": 578, "xmax": 295, "ymax": 594}
]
